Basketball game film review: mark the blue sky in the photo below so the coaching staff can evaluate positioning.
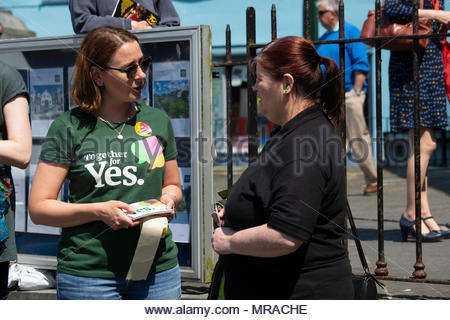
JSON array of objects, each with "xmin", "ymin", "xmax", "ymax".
[{"xmin": 2, "ymin": 0, "xmax": 425, "ymax": 42}]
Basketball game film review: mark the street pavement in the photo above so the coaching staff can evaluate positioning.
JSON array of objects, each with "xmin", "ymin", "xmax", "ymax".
[
  {"xmin": 345, "ymin": 165, "xmax": 450, "ymax": 300},
  {"xmin": 211, "ymin": 164, "xmax": 450, "ymax": 300}
]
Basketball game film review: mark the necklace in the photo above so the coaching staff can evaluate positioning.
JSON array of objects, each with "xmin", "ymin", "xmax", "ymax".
[
  {"xmin": 97, "ymin": 104, "xmax": 133, "ymax": 140},
  {"xmin": 102, "ymin": 120, "xmax": 127, "ymax": 140}
]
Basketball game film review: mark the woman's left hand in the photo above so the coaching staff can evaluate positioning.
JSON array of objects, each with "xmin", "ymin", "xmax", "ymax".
[
  {"xmin": 160, "ymin": 193, "xmax": 176, "ymax": 222},
  {"xmin": 211, "ymin": 227, "xmax": 236, "ymax": 255}
]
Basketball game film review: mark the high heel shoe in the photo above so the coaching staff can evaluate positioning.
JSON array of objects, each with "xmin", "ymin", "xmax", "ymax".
[
  {"xmin": 399, "ymin": 215, "xmax": 442, "ymax": 242},
  {"xmin": 422, "ymin": 216, "xmax": 450, "ymax": 239}
]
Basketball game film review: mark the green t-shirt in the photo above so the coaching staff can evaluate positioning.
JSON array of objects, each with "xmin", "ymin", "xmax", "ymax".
[
  {"xmin": 0, "ymin": 61, "xmax": 28, "ymax": 262},
  {"xmin": 40, "ymin": 101, "xmax": 179, "ymax": 278}
]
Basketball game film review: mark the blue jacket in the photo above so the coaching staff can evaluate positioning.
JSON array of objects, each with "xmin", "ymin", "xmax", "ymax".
[
  {"xmin": 69, "ymin": 0, "xmax": 180, "ymax": 34},
  {"xmin": 316, "ymin": 21, "xmax": 370, "ymax": 92}
]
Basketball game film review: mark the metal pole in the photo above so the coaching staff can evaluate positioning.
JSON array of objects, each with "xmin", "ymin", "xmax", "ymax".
[
  {"xmin": 303, "ymin": 0, "xmax": 311, "ymax": 40},
  {"xmin": 225, "ymin": 25, "xmax": 233, "ymax": 190},
  {"xmin": 303, "ymin": 0, "xmax": 318, "ymax": 40},
  {"xmin": 374, "ymin": 0, "xmax": 388, "ymax": 277},
  {"xmin": 338, "ymin": 0, "xmax": 346, "ymax": 159},
  {"xmin": 412, "ymin": 0, "xmax": 426, "ymax": 279},
  {"xmin": 246, "ymin": 7, "xmax": 258, "ymax": 164},
  {"xmin": 271, "ymin": 4, "xmax": 277, "ymax": 40}
]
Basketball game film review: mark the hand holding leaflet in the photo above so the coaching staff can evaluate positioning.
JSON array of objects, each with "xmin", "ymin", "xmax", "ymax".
[
  {"xmin": 125, "ymin": 199, "xmax": 172, "ymax": 221},
  {"xmin": 212, "ymin": 204, "xmax": 221, "ymax": 229}
]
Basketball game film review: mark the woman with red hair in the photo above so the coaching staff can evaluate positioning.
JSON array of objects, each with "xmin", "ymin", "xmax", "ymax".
[{"xmin": 211, "ymin": 36, "xmax": 352, "ymax": 299}]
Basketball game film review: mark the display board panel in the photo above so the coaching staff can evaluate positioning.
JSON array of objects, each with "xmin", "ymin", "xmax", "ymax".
[{"xmin": 0, "ymin": 26, "xmax": 213, "ymax": 280}]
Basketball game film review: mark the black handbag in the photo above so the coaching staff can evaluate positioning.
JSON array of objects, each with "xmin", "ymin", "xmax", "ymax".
[
  {"xmin": 347, "ymin": 201, "xmax": 384, "ymax": 299},
  {"xmin": 207, "ymin": 255, "xmax": 225, "ymax": 300}
]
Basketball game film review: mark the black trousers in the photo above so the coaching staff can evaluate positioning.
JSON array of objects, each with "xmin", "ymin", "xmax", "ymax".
[{"xmin": 0, "ymin": 261, "xmax": 9, "ymax": 299}]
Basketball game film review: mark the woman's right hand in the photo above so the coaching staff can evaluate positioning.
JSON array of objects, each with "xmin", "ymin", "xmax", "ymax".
[
  {"xmin": 212, "ymin": 205, "xmax": 225, "ymax": 227},
  {"xmin": 131, "ymin": 20, "xmax": 152, "ymax": 30},
  {"xmin": 95, "ymin": 200, "xmax": 141, "ymax": 230}
]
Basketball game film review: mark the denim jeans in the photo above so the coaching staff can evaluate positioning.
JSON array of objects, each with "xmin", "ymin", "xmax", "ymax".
[{"xmin": 56, "ymin": 264, "xmax": 181, "ymax": 300}]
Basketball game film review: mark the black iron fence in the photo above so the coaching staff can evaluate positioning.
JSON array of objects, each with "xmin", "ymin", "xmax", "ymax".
[{"xmin": 212, "ymin": 0, "xmax": 450, "ymax": 285}]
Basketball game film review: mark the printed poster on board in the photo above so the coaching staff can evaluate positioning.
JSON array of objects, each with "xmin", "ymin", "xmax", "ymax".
[
  {"xmin": 169, "ymin": 167, "xmax": 191, "ymax": 243},
  {"xmin": 152, "ymin": 61, "xmax": 190, "ymax": 137},
  {"xmin": 67, "ymin": 66, "xmax": 76, "ymax": 109},
  {"xmin": 30, "ymin": 68, "xmax": 64, "ymax": 137}
]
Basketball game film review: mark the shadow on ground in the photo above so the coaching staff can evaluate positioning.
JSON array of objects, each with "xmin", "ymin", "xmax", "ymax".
[
  {"xmin": 384, "ymin": 166, "xmax": 450, "ymax": 195},
  {"xmin": 348, "ymin": 228, "xmax": 402, "ymax": 242}
]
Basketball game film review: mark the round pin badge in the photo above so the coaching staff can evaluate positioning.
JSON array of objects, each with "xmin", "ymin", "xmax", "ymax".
[{"xmin": 135, "ymin": 122, "xmax": 152, "ymax": 137}]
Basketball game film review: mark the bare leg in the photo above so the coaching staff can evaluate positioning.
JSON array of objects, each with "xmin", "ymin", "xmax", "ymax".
[{"xmin": 403, "ymin": 128, "xmax": 440, "ymax": 231}]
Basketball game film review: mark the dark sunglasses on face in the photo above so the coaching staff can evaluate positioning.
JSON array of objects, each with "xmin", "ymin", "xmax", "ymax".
[
  {"xmin": 102, "ymin": 57, "xmax": 151, "ymax": 79},
  {"xmin": 318, "ymin": 10, "xmax": 330, "ymax": 16}
]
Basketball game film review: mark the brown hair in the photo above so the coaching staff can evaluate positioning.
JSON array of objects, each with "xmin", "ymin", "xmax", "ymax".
[
  {"xmin": 71, "ymin": 25, "xmax": 139, "ymax": 114},
  {"xmin": 250, "ymin": 36, "xmax": 343, "ymax": 127}
]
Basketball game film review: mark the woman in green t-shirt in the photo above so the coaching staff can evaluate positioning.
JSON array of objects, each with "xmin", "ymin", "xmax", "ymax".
[{"xmin": 29, "ymin": 26, "xmax": 182, "ymax": 300}]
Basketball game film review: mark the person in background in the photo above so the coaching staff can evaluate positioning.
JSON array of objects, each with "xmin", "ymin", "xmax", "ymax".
[
  {"xmin": 29, "ymin": 25, "xmax": 182, "ymax": 299},
  {"xmin": 316, "ymin": 0, "xmax": 378, "ymax": 195},
  {"xmin": 0, "ymin": 61, "xmax": 32, "ymax": 299},
  {"xmin": 383, "ymin": 0, "xmax": 450, "ymax": 242},
  {"xmin": 69, "ymin": 0, "xmax": 180, "ymax": 34},
  {"xmin": 211, "ymin": 36, "xmax": 353, "ymax": 299}
]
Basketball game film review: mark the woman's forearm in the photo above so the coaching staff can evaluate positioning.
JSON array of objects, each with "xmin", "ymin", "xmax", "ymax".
[
  {"xmin": 0, "ymin": 140, "xmax": 31, "ymax": 169},
  {"xmin": 28, "ymin": 199, "xmax": 102, "ymax": 228},
  {"xmin": 213, "ymin": 224, "xmax": 302, "ymax": 258},
  {"xmin": 419, "ymin": 9, "xmax": 450, "ymax": 26}
]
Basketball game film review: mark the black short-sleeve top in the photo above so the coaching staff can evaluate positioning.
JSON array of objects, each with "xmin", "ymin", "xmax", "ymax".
[{"xmin": 223, "ymin": 106, "xmax": 352, "ymax": 299}]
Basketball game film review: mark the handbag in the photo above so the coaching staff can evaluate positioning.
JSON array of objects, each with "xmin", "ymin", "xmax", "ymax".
[
  {"xmin": 207, "ymin": 255, "xmax": 225, "ymax": 300},
  {"xmin": 434, "ymin": 0, "xmax": 450, "ymax": 101},
  {"xmin": 347, "ymin": 201, "xmax": 384, "ymax": 299},
  {"xmin": 360, "ymin": 0, "xmax": 431, "ymax": 51},
  {"xmin": 441, "ymin": 28, "xmax": 450, "ymax": 100}
]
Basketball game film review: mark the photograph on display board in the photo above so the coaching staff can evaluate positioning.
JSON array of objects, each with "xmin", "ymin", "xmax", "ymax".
[
  {"xmin": 67, "ymin": 66, "xmax": 76, "ymax": 109},
  {"xmin": 30, "ymin": 68, "xmax": 64, "ymax": 137},
  {"xmin": 152, "ymin": 61, "xmax": 190, "ymax": 137},
  {"xmin": 169, "ymin": 167, "xmax": 190, "ymax": 243}
]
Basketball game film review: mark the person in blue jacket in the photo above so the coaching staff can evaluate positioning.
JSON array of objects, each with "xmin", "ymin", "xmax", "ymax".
[
  {"xmin": 69, "ymin": 0, "xmax": 180, "ymax": 34},
  {"xmin": 316, "ymin": 0, "xmax": 377, "ymax": 196}
]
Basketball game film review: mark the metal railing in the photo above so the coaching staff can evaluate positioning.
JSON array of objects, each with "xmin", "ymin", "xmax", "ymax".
[{"xmin": 212, "ymin": 0, "xmax": 450, "ymax": 285}]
